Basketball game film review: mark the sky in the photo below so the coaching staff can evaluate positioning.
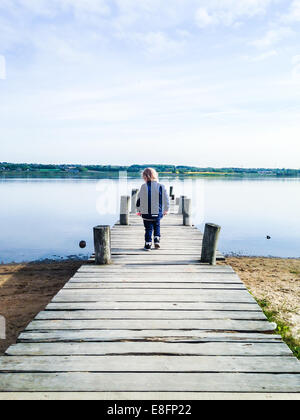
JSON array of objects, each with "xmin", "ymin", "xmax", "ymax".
[{"xmin": 0, "ymin": 0, "xmax": 300, "ymax": 168}]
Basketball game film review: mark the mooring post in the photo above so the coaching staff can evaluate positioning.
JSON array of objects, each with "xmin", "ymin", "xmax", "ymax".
[
  {"xmin": 131, "ymin": 189, "xmax": 139, "ymax": 213},
  {"xmin": 120, "ymin": 195, "xmax": 130, "ymax": 225},
  {"xmin": 93, "ymin": 225, "xmax": 111, "ymax": 265},
  {"xmin": 183, "ymin": 198, "xmax": 191, "ymax": 226},
  {"xmin": 201, "ymin": 223, "xmax": 221, "ymax": 265},
  {"xmin": 178, "ymin": 195, "xmax": 187, "ymax": 214}
]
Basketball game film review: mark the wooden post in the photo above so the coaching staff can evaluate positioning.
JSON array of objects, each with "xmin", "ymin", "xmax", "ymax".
[
  {"xmin": 178, "ymin": 195, "xmax": 186, "ymax": 214},
  {"xmin": 131, "ymin": 189, "xmax": 139, "ymax": 213},
  {"xmin": 183, "ymin": 198, "xmax": 191, "ymax": 226},
  {"xmin": 120, "ymin": 195, "xmax": 130, "ymax": 225},
  {"xmin": 169, "ymin": 186, "xmax": 173, "ymax": 197},
  {"xmin": 201, "ymin": 223, "xmax": 221, "ymax": 265},
  {"xmin": 93, "ymin": 225, "xmax": 111, "ymax": 265}
]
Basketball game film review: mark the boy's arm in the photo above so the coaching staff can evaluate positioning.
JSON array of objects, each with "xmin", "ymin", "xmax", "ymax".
[
  {"xmin": 162, "ymin": 185, "xmax": 170, "ymax": 214},
  {"xmin": 136, "ymin": 187, "xmax": 142, "ymax": 214}
]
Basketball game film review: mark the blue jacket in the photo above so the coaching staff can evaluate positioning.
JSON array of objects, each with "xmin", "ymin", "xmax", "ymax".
[{"xmin": 136, "ymin": 181, "xmax": 170, "ymax": 220}]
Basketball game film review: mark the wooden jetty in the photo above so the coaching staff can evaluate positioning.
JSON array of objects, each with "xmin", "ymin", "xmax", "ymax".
[{"xmin": 0, "ymin": 201, "xmax": 300, "ymax": 399}]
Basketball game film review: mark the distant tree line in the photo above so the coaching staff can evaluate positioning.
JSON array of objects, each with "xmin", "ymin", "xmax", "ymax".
[{"xmin": 0, "ymin": 162, "xmax": 299, "ymax": 177}]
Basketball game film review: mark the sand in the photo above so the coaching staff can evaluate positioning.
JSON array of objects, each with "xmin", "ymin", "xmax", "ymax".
[
  {"xmin": 227, "ymin": 257, "xmax": 300, "ymax": 344},
  {"xmin": 0, "ymin": 260, "xmax": 82, "ymax": 354}
]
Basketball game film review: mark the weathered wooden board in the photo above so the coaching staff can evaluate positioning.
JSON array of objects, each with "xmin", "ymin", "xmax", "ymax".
[
  {"xmin": 111, "ymin": 257, "xmax": 218, "ymax": 263},
  {"xmin": 35, "ymin": 309, "xmax": 266, "ymax": 320},
  {"xmin": 72, "ymin": 271, "xmax": 238, "ymax": 278},
  {"xmin": 45, "ymin": 301, "xmax": 261, "ymax": 311},
  {"xmin": 70, "ymin": 275, "xmax": 244, "ymax": 284},
  {"xmin": 6, "ymin": 330, "xmax": 286, "ymax": 356},
  {"xmin": 51, "ymin": 293, "xmax": 256, "ymax": 303},
  {"xmin": 63, "ymin": 282, "xmax": 246, "ymax": 290},
  {"xmin": 10, "ymin": 336, "xmax": 284, "ymax": 356},
  {"xmin": 111, "ymin": 251, "xmax": 206, "ymax": 255},
  {"xmin": 1, "ymin": 356, "xmax": 299, "ymax": 373},
  {"xmin": 6, "ymin": 338, "xmax": 292, "ymax": 356},
  {"xmin": 77, "ymin": 265, "xmax": 234, "ymax": 272},
  {"xmin": 0, "ymin": 373, "xmax": 299, "ymax": 392},
  {"xmin": 24, "ymin": 319, "xmax": 276, "ymax": 332}
]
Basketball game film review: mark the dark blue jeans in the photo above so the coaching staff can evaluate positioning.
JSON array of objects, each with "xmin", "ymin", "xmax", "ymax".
[{"xmin": 143, "ymin": 219, "xmax": 161, "ymax": 243}]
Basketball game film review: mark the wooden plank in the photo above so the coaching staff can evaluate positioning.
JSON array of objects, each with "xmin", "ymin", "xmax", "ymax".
[
  {"xmin": 70, "ymin": 275, "xmax": 244, "ymax": 284},
  {"xmin": 6, "ymin": 340, "xmax": 289, "ymax": 356},
  {"xmin": 77, "ymin": 265, "xmax": 234, "ymax": 272},
  {"xmin": 63, "ymin": 282, "xmax": 246, "ymax": 290},
  {"xmin": 23, "ymin": 319, "xmax": 276, "ymax": 332},
  {"xmin": 0, "ymin": 372, "xmax": 299, "ymax": 392},
  {"xmin": 1, "ymin": 356, "xmax": 299, "ymax": 373},
  {"xmin": 71, "ymin": 271, "xmax": 239, "ymax": 278},
  {"xmin": 53, "ymin": 289, "xmax": 254, "ymax": 302},
  {"xmin": 55, "ymin": 288, "xmax": 252, "ymax": 295},
  {"xmin": 111, "ymin": 250, "xmax": 204, "ymax": 255},
  {"xmin": 101, "ymin": 256, "xmax": 226, "ymax": 262},
  {"xmin": 52, "ymin": 293, "xmax": 255, "ymax": 303},
  {"xmin": 74, "ymin": 272, "xmax": 232, "ymax": 278},
  {"xmin": 69, "ymin": 278, "xmax": 244, "ymax": 285},
  {"xmin": 35, "ymin": 310, "xmax": 266, "ymax": 320},
  {"xmin": 45, "ymin": 301, "xmax": 261, "ymax": 311},
  {"xmin": 112, "ymin": 260, "xmax": 226, "ymax": 265},
  {"xmin": 1, "ymin": 392, "xmax": 300, "ymax": 400}
]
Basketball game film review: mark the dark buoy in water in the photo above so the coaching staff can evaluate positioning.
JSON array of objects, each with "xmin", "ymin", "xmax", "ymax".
[
  {"xmin": 79, "ymin": 240, "xmax": 86, "ymax": 248},
  {"xmin": 266, "ymin": 235, "xmax": 271, "ymax": 240}
]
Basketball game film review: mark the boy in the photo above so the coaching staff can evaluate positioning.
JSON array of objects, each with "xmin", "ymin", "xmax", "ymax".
[{"xmin": 136, "ymin": 168, "xmax": 170, "ymax": 251}]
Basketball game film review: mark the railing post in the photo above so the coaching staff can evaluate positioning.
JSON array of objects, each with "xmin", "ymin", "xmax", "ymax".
[
  {"xmin": 183, "ymin": 198, "xmax": 191, "ymax": 226},
  {"xmin": 178, "ymin": 195, "xmax": 186, "ymax": 214},
  {"xmin": 131, "ymin": 189, "xmax": 139, "ymax": 213},
  {"xmin": 201, "ymin": 223, "xmax": 221, "ymax": 265},
  {"xmin": 120, "ymin": 195, "xmax": 130, "ymax": 225},
  {"xmin": 93, "ymin": 225, "xmax": 111, "ymax": 265}
]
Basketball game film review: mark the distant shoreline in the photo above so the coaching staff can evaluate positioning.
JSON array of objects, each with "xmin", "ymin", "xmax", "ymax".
[
  {"xmin": 1, "ymin": 163, "xmax": 300, "ymax": 178},
  {"xmin": 1, "ymin": 171, "xmax": 300, "ymax": 180}
]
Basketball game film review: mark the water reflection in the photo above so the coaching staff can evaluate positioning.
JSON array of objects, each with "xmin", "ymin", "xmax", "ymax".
[{"xmin": 0, "ymin": 177, "xmax": 299, "ymax": 263}]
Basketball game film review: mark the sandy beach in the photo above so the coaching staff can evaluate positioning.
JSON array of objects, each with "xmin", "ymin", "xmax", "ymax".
[
  {"xmin": 0, "ymin": 257, "xmax": 299, "ymax": 357},
  {"xmin": 0, "ymin": 260, "xmax": 82, "ymax": 354}
]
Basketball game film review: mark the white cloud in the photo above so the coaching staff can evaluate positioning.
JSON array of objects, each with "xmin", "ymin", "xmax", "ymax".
[
  {"xmin": 292, "ymin": 54, "xmax": 300, "ymax": 81},
  {"xmin": 0, "ymin": 55, "xmax": 6, "ymax": 79},
  {"xmin": 250, "ymin": 27, "xmax": 294, "ymax": 48},
  {"xmin": 195, "ymin": 0, "xmax": 275, "ymax": 27},
  {"xmin": 243, "ymin": 50, "xmax": 278, "ymax": 62},
  {"xmin": 283, "ymin": 0, "xmax": 300, "ymax": 22},
  {"xmin": 195, "ymin": 8, "xmax": 216, "ymax": 27},
  {"xmin": 130, "ymin": 31, "xmax": 186, "ymax": 56},
  {"xmin": 8, "ymin": 0, "xmax": 111, "ymax": 17}
]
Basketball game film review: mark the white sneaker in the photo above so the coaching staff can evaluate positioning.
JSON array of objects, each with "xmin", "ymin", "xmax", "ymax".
[{"xmin": 154, "ymin": 236, "xmax": 160, "ymax": 249}]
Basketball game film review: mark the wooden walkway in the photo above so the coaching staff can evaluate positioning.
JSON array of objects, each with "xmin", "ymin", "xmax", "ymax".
[{"xmin": 0, "ymin": 207, "xmax": 300, "ymax": 398}]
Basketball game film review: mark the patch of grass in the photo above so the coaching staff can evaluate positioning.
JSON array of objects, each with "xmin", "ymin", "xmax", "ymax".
[
  {"xmin": 289, "ymin": 269, "xmax": 300, "ymax": 276},
  {"xmin": 256, "ymin": 298, "xmax": 300, "ymax": 359}
]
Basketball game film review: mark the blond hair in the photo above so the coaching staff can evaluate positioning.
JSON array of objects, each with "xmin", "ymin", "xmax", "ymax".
[{"xmin": 142, "ymin": 167, "xmax": 158, "ymax": 182}]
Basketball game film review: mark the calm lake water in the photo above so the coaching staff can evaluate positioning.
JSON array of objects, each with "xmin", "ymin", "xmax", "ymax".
[{"xmin": 0, "ymin": 177, "xmax": 299, "ymax": 263}]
